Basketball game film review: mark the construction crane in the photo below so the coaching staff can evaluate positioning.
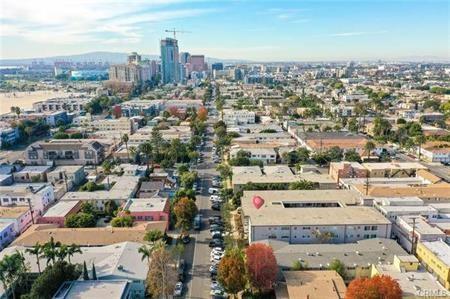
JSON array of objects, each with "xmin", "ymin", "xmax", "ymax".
[{"xmin": 165, "ymin": 28, "xmax": 191, "ymax": 39}]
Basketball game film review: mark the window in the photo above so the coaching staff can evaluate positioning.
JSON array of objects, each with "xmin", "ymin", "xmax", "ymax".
[
  {"xmin": 371, "ymin": 226, "xmax": 378, "ymax": 231},
  {"xmin": 364, "ymin": 226, "xmax": 371, "ymax": 231}
]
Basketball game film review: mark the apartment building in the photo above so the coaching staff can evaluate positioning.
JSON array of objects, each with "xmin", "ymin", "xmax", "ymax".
[
  {"xmin": 417, "ymin": 240, "xmax": 450, "ymax": 290},
  {"xmin": 0, "ymin": 125, "xmax": 19, "ymax": 148},
  {"xmin": 0, "ymin": 206, "xmax": 33, "ymax": 234},
  {"xmin": 26, "ymin": 139, "xmax": 105, "ymax": 166},
  {"xmin": 0, "ymin": 183, "xmax": 55, "ymax": 217},
  {"xmin": 229, "ymin": 146, "xmax": 277, "ymax": 165},
  {"xmin": 32, "ymin": 96, "xmax": 92, "ymax": 112},
  {"xmin": 121, "ymin": 196, "xmax": 170, "ymax": 230},
  {"xmin": 38, "ymin": 200, "xmax": 82, "ymax": 227},
  {"xmin": 231, "ymin": 165, "xmax": 335, "ymax": 192},
  {"xmin": 4, "ymin": 241, "xmax": 149, "ymax": 298},
  {"xmin": 293, "ymin": 132, "xmax": 368, "ymax": 154},
  {"xmin": 241, "ymin": 190, "xmax": 391, "ymax": 244},
  {"xmin": 329, "ymin": 161, "xmax": 428, "ymax": 182},
  {"xmin": 87, "ymin": 117, "xmax": 135, "ymax": 133},
  {"xmin": 222, "ymin": 109, "xmax": 256, "ymax": 125},
  {"xmin": 420, "ymin": 141, "xmax": 450, "ymax": 163},
  {"xmin": 61, "ymin": 175, "xmax": 140, "ymax": 211},
  {"xmin": 264, "ymin": 238, "xmax": 408, "ymax": 281}
]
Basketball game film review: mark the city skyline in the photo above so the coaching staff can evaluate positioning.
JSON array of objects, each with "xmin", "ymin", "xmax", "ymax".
[{"xmin": 0, "ymin": 0, "xmax": 448, "ymax": 62}]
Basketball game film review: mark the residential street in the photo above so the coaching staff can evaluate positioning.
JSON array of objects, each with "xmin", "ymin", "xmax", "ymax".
[{"xmin": 183, "ymin": 126, "xmax": 220, "ymax": 299}]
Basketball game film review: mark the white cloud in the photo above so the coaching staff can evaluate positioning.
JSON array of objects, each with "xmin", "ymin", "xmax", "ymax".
[{"xmin": 0, "ymin": 0, "xmax": 212, "ymax": 44}]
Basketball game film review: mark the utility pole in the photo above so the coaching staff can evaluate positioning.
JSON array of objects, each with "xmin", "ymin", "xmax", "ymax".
[
  {"xmin": 27, "ymin": 198, "xmax": 35, "ymax": 224},
  {"xmin": 411, "ymin": 217, "xmax": 418, "ymax": 255}
]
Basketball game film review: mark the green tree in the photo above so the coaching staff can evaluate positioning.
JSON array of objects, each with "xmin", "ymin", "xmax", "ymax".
[
  {"xmin": 344, "ymin": 149, "xmax": 362, "ymax": 162},
  {"xmin": 66, "ymin": 244, "xmax": 82, "ymax": 264},
  {"xmin": 25, "ymin": 243, "xmax": 42, "ymax": 273},
  {"xmin": 180, "ymin": 171, "xmax": 198, "ymax": 189},
  {"xmin": 42, "ymin": 237, "xmax": 61, "ymax": 265},
  {"xmin": 364, "ymin": 141, "xmax": 376, "ymax": 159},
  {"xmin": 104, "ymin": 200, "xmax": 118, "ymax": 217},
  {"xmin": 289, "ymin": 180, "xmax": 316, "ymax": 190},
  {"xmin": 415, "ymin": 134, "xmax": 426, "ymax": 160},
  {"xmin": 65, "ymin": 213, "xmax": 96, "ymax": 228},
  {"xmin": 111, "ymin": 215, "xmax": 134, "ymax": 227},
  {"xmin": 328, "ymin": 259, "xmax": 346, "ymax": 279},
  {"xmin": 144, "ymin": 230, "xmax": 165, "ymax": 244},
  {"xmin": 27, "ymin": 261, "xmax": 81, "ymax": 299},
  {"xmin": 140, "ymin": 141, "xmax": 153, "ymax": 171},
  {"xmin": 0, "ymin": 252, "xmax": 27, "ymax": 299},
  {"xmin": 297, "ymin": 147, "xmax": 310, "ymax": 163},
  {"xmin": 292, "ymin": 260, "xmax": 306, "ymax": 270},
  {"xmin": 348, "ymin": 118, "xmax": 359, "ymax": 133},
  {"xmin": 101, "ymin": 160, "xmax": 113, "ymax": 190},
  {"xmin": 121, "ymin": 133, "xmax": 130, "ymax": 162}
]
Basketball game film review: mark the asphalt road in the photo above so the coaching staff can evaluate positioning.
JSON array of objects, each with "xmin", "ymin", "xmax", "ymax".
[
  {"xmin": 183, "ymin": 126, "xmax": 220, "ymax": 299},
  {"xmin": 395, "ymin": 152, "xmax": 450, "ymax": 182}
]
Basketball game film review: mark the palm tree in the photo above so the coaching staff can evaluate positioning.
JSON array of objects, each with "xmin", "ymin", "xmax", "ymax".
[
  {"xmin": 42, "ymin": 237, "xmax": 61, "ymax": 265},
  {"xmin": 66, "ymin": 244, "xmax": 82, "ymax": 264},
  {"xmin": 138, "ymin": 245, "xmax": 152, "ymax": 264},
  {"xmin": 25, "ymin": 243, "xmax": 42, "ymax": 273},
  {"xmin": 415, "ymin": 134, "xmax": 426, "ymax": 161},
  {"xmin": 140, "ymin": 141, "xmax": 153, "ymax": 171},
  {"xmin": 139, "ymin": 240, "xmax": 165, "ymax": 264},
  {"xmin": 0, "ymin": 252, "xmax": 27, "ymax": 299},
  {"xmin": 56, "ymin": 244, "xmax": 68, "ymax": 262},
  {"xmin": 121, "ymin": 133, "xmax": 130, "ymax": 162},
  {"xmin": 101, "ymin": 160, "xmax": 113, "ymax": 190},
  {"xmin": 24, "ymin": 127, "xmax": 33, "ymax": 143},
  {"xmin": 364, "ymin": 141, "xmax": 376, "ymax": 160}
]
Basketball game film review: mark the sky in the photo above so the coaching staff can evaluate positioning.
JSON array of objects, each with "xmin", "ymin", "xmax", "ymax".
[{"xmin": 0, "ymin": 0, "xmax": 448, "ymax": 61}]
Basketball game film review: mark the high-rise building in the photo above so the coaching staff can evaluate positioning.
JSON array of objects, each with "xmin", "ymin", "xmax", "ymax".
[
  {"xmin": 180, "ymin": 52, "xmax": 191, "ymax": 65},
  {"xmin": 160, "ymin": 38, "xmax": 180, "ymax": 84},
  {"xmin": 212, "ymin": 63, "xmax": 223, "ymax": 71},
  {"xmin": 190, "ymin": 55, "xmax": 207, "ymax": 72},
  {"xmin": 127, "ymin": 52, "xmax": 141, "ymax": 65}
]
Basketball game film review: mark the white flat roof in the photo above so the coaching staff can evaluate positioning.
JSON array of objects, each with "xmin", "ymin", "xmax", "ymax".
[
  {"xmin": 124, "ymin": 197, "xmax": 168, "ymax": 212},
  {"xmin": 242, "ymin": 190, "xmax": 389, "ymax": 226},
  {"xmin": 43, "ymin": 201, "xmax": 80, "ymax": 217},
  {"xmin": 54, "ymin": 280, "xmax": 129, "ymax": 299}
]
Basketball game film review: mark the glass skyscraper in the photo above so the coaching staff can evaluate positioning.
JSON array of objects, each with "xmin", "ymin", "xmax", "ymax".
[{"xmin": 160, "ymin": 38, "xmax": 180, "ymax": 84}]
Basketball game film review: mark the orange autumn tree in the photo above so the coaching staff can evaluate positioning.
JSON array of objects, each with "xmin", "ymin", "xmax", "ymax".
[
  {"xmin": 197, "ymin": 106, "xmax": 208, "ymax": 121},
  {"xmin": 245, "ymin": 243, "xmax": 278, "ymax": 294},
  {"xmin": 346, "ymin": 275, "xmax": 402, "ymax": 299},
  {"xmin": 217, "ymin": 248, "xmax": 246, "ymax": 296}
]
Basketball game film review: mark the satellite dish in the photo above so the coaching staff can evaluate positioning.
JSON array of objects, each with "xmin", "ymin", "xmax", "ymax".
[{"xmin": 252, "ymin": 196, "xmax": 265, "ymax": 209}]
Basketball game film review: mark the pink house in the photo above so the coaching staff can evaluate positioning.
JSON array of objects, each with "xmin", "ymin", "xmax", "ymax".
[
  {"xmin": 38, "ymin": 200, "xmax": 82, "ymax": 227},
  {"xmin": 121, "ymin": 196, "xmax": 170, "ymax": 231}
]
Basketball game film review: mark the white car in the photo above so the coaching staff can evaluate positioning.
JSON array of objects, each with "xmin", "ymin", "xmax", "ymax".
[
  {"xmin": 174, "ymin": 282, "xmax": 183, "ymax": 296},
  {"xmin": 210, "ymin": 254, "xmax": 223, "ymax": 263},
  {"xmin": 210, "ymin": 251, "xmax": 225, "ymax": 259},
  {"xmin": 211, "ymin": 248, "xmax": 224, "ymax": 254},
  {"xmin": 210, "ymin": 195, "xmax": 222, "ymax": 202}
]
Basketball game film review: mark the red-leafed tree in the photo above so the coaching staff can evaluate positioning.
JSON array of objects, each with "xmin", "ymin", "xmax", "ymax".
[
  {"xmin": 346, "ymin": 275, "xmax": 402, "ymax": 299},
  {"xmin": 168, "ymin": 106, "xmax": 179, "ymax": 117},
  {"xmin": 197, "ymin": 106, "xmax": 208, "ymax": 121},
  {"xmin": 113, "ymin": 105, "xmax": 122, "ymax": 119},
  {"xmin": 245, "ymin": 243, "xmax": 278, "ymax": 293},
  {"xmin": 218, "ymin": 248, "xmax": 246, "ymax": 295}
]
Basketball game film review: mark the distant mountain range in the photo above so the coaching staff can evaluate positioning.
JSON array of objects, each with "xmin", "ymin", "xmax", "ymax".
[
  {"xmin": 0, "ymin": 51, "xmax": 447, "ymax": 66},
  {"xmin": 0, "ymin": 51, "xmax": 250, "ymax": 66}
]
